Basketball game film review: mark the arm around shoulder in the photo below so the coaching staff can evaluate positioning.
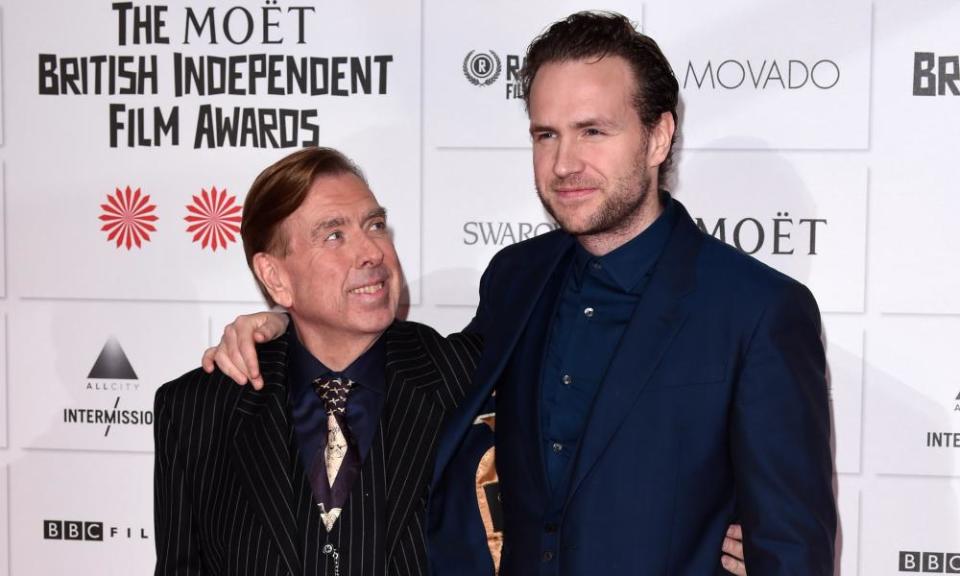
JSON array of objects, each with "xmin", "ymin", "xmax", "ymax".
[{"xmin": 462, "ymin": 250, "xmax": 502, "ymax": 338}]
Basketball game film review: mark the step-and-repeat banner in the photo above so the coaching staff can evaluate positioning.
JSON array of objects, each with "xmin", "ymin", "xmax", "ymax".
[{"xmin": 0, "ymin": 0, "xmax": 957, "ymax": 574}]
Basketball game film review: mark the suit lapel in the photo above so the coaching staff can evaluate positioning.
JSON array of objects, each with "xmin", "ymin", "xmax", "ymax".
[
  {"xmin": 230, "ymin": 337, "xmax": 302, "ymax": 576},
  {"xmin": 503, "ymin": 254, "xmax": 569, "ymax": 508},
  {"xmin": 431, "ymin": 233, "xmax": 576, "ymax": 487},
  {"xmin": 381, "ymin": 322, "xmax": 447, "ymax": 557},
  {"xmin": 565, "ymin": 204, "xmax": 704, "ymax": 503}
]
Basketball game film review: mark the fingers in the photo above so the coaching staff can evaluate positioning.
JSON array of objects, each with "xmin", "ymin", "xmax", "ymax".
[
  {"xmin": 224, "ymin": 322, "xmax": 256, "ymax": 387},
  {"xmin": 213, "ymin": 343, "xmax": 250, "ymax": 386},
  {"xmin": 721, "ymin": 524, "xmax": 746, "ymax": 575},
  {"xmin": 727, "ymin": 524, "xmax": 743, "ymax": 541},
  {"xmin": 721, "ymin": 553, "xmax": 746, "ymax": 575},
  {"xmin": 249, "ymin": 313, "xmax": 287, "ymax": 389},
  {"xmin": 239, "ymin": 326, "xmax": 262, "ymax": 390},
  {"xmin": 202, "ymin": 340, "xmax": 246, "ymax": 386},
  {"xmin": 201, "ymin": 347, "xmax": 217, "ymax": 373},
  {"xmin": 261, "ymin": 312, "xmax": 289, "ymax": 339},
  {"xmin": 207, "ymin": 312, "xmax": 286, "ymax": 390},
  {"xmin": 722, "ymin": 535, "xmax": 744, "ymax": 560},
  {"xmin": 215, "ymin": 323, "xmax": 249, "ymax": 386}
]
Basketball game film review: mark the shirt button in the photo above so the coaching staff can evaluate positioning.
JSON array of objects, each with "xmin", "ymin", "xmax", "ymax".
[
  {"xmin": 562, "ymin": 374, "xmax": 572, "ymax": 385},
  {"xmin": 591, "ymin": 262, "xmax": 602, "ymax": 270},
  {"xmin": 542, "ymin": 551, "xmax": 554, "ymax": 562},
  {"xmin": 583, "ymin": 307, "xmax": 595, "ymax": 317},
  {"xmin": 552, "ymin": 442, "xmax": 563, "ymax": 454}
]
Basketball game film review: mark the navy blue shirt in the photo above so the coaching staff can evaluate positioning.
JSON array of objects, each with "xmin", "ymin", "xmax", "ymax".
[
  {"xmin": 541, "ymin": 198, "xmax": 676, "ymax": 493},
  {"xmin": 286, "ymin": 326, "xmax": 386, "ymax": 472}
]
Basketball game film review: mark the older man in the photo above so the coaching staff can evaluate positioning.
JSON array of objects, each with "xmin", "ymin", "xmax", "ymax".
[{"xmin": 154, "ymin": 148, "xmax": 481, "ymax": 576}]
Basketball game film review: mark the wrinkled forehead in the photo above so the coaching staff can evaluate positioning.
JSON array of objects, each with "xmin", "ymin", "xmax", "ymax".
[
  {"xmin": 308, "ymin": 172, "xmax": 379, "ymax": 212},
  {"xmin": 279, "ymin": 173, "xmax": 382, "ymax": 235}
]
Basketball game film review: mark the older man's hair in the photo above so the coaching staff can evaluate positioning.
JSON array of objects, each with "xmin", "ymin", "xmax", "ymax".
[
  {"xmin": 241, "ymin": 147, "xmax": 367, "ymax": 306},
  {"xmin": 520, "ymin": 11, "xmax": 680, "ymax": 178}
]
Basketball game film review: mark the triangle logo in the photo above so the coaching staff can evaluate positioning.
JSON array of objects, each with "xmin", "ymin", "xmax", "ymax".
[{"xmin": 87, "ymin": 337, "xmax": 138, "ymax": 380}]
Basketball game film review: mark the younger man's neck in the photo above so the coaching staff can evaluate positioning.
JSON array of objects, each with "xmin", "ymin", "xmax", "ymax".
[{"xmin": 577, "ymin": 186, "xmax": 664, "ymax": 256}]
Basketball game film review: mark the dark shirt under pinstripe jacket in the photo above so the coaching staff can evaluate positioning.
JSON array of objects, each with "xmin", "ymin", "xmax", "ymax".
[{"xmin": 154, "ymin": 321, "xmax": 482, "ymax": 576}]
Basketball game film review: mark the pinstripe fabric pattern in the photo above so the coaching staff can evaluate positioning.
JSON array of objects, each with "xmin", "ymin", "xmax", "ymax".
[{"xmin": 154, "ymin": 321, "xmax": 481, "ymax": 576}]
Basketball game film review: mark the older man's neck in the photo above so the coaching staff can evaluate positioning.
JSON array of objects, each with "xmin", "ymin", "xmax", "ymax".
[{"xmin": 292, "ymin": 321, "xmax": 383, "ymax": 372}]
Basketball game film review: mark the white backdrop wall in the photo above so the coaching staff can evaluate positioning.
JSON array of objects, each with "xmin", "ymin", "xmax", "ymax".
[{"xmin": 0, "ymin": 0, "xmax": 957, "ymax": 574}]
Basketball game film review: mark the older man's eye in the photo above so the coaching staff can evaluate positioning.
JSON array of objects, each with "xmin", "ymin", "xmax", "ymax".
[
  {"xmin": 325, "ymin": 230, "xmax": 343, "ymax": 241},
  {"xmin": 369, "ymin": 220, "xmax": 387, "ymax": 231}
]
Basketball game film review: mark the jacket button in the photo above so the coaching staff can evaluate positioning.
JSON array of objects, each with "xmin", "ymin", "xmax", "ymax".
[
  {"xmin": 544, "ymin": 522, "xmax": 558, "ymax": 533},
  {"xmin": 542, "ymin": 551, "xmax": 554, "ymax": 562}
]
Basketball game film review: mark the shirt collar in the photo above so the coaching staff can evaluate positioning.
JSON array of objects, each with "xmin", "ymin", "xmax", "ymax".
[
  {"xmin": 286, "ymin": 323, "xmax": 387, "ymax": 405},
  {"xmin": 572, "ymin": 194, "xmax": 676, "ymax": 293}
]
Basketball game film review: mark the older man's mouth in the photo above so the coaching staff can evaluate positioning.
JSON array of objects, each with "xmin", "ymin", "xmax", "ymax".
[{"xmin": 349, "ymin": 281, "xmax": 385, "ymax": 295}]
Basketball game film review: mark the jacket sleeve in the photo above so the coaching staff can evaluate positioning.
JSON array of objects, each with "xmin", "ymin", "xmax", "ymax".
[
  {"xmin": 463, "ymin": 252, "xmax": 499, "ymax": 339},
  {"xmin": 731, "ymin": 282, "xmax": 837, "ymax": 575},
  {"xmin": 154, "ymin": 383, "xmax": 204, "ymax": 575}
]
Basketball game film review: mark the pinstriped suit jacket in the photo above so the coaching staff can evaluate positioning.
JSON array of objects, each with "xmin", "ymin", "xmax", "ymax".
[{"xmin": 154, "ymin": 321, "xmax": 482, "ymax": 576}]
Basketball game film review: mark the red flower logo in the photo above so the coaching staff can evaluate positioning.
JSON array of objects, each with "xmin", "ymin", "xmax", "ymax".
[
  {"xmin": 184, "ymin": 187, "xmax": 242, "ymax": 251},
  {"xmin": 99, "ymin": 186, "xmax": 158, "ymax": 250}
]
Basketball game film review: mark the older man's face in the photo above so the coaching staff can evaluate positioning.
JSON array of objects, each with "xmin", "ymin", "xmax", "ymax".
[{"xmin": 271, "ymin": 172, "xmax": 401, "ymax": 346}]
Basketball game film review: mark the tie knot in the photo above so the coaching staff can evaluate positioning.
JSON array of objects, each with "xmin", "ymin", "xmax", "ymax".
[{"xmin": 313, "ymin": 376, "xmax": 354, "ymax": 415}]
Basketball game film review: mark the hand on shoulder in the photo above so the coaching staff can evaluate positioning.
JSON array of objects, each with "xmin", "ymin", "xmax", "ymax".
[{"xmin": 201, "ymin": 311, "xmax": 289, "ymax": 389}]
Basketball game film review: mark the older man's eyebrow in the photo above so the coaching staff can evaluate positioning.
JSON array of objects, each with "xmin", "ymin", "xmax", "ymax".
[
  {"xmin": 363, "ymin": 207, "xmax": 387, "ymax": 222},
  {"xmin": 309, "ymin": 216, "xmax": 347, "ymax": 240},
  {"xmin": 316, "ymin": 216, "xmax": 346, "ymax": 230},
  {"xmin": 308, "ymin": 208, "xmax": 386, "ymax": 240}
]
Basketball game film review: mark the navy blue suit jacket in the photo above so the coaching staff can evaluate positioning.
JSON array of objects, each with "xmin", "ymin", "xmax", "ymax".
[{"xmin": 430, "ymin": 200, "xmax": 836, "ymax": 575}]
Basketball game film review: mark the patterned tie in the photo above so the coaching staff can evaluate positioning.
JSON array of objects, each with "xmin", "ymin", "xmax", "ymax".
[{"xmin": 311, "ymin": 376, "xmax": 361, "ymax": 532}]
